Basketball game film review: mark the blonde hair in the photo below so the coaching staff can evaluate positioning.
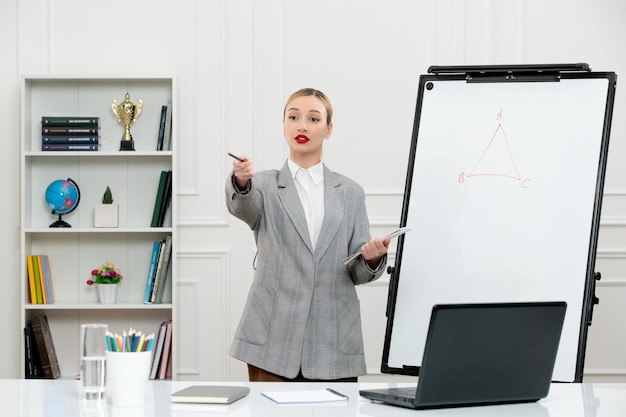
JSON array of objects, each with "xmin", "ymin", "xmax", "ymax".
[{"xmin": 283, "ymin": 88, "xmax": 333, "ymax": 126}]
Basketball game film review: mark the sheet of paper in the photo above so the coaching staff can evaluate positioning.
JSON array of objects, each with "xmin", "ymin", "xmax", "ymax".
[
  {"xmin": 343, "ymin": 226, "xmax": 412, "ymax": 265},
  {"xmin": 261, "ymin": 389, "xmax": 347, "ymax": 404}
]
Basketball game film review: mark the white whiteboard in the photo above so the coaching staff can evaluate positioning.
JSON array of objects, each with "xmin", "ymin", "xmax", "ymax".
[{"xmin": 384, "ymin": 75, "xmax": 614, "ymax": 383}]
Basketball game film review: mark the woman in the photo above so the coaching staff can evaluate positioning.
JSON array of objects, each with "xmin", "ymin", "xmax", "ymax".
[{"xmin": 226, "ymin": 88, "xmax": 389, "ymax": 382}]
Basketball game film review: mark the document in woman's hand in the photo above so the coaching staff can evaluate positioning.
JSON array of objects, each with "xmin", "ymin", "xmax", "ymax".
[{"xmin": 343, "ymin": 226, "xmax": 411, "ymax": 265}]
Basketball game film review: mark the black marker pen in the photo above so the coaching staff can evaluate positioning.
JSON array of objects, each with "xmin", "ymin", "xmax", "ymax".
[
  {"xmin": 326, "ymin": 387, "xmax": 349, "ymax": 400},
  {"xmin": 228, "ymin": 152, "xmax": 244, "ymax": 162}
]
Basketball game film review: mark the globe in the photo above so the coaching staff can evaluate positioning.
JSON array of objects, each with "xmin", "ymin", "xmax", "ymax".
[{"xmin": 45, "ymin": 178, "xmax": 81, "ymax": 227}]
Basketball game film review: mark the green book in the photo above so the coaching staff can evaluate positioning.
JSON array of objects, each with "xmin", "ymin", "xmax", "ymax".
[
  {"xmin": 151, "ymin": 171, "xmax": 168, "ymax": 227},
  {"xmin": 41, "ymin": 116, "xmax": 99, "ymax": 127},
  {"xmin": 157, "ymin": 170, "xmax": 172, "ymax": 227},
  {"xmin": 162, "ymin": 99, "xmax": 173, "ymax": 151},
  {"xmin": 31, "ymin": 256, "xmax": 43, "ymax": 304}
]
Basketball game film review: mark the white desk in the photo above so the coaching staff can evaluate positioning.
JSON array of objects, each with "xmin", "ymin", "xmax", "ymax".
[{"xmin": 0, "ymin": 379, "xmax": 624, "ymax": 416}]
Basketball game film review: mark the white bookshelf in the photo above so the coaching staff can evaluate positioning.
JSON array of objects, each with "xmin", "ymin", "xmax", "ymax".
[{"xmin": 19, "ymin": 76, "xmax": 177, "ymax": 379}]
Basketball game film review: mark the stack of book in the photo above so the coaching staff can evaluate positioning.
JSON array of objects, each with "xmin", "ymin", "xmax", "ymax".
[
  {"xmin": 143, "ymin": 234, "xmax": 173, "ymax": 304},
  {"xmin": 26, "ymin": 255, "xmax": 54, "ymax": 304},
  {"xmin": 41, "ymin": 116, "xmax": 100, "ymax": 151}
]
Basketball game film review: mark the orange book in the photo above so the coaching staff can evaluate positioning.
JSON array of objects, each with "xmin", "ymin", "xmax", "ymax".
[{"xmin": 36, "ymin": 255, "xmax": 48, "ymax": 304}]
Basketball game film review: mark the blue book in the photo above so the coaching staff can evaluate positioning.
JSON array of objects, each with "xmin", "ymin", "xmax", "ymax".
[
  {"xmin": 151, "ymin": 234, "xmax": 172, "ymax": 304},
  {"xmin": 143, "ymin": 241, "xmax": 162, "ymax": 304},
  {"xmin": 40, "ymin": 255, "xmax": 54, "ymax": 304}
]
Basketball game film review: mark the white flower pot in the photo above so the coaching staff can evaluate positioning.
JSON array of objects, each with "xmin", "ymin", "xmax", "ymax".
[
  {"xmin": 94, "ymin": 204, "xmax": 119, "ymax": 228},
  {"xmin": 96, "ymin": 283, "xmax": 119, "ymax": 304}
]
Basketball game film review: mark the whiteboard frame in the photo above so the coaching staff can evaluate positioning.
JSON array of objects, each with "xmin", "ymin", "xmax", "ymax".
[{"xmin": 380, "ymin": 65, "xmax": 617, "ymax": 383}]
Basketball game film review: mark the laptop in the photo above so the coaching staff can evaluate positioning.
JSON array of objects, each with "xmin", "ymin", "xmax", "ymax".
[{"xmin": 360, "ymin": 301, "xmax": 567, "ymax": 409}]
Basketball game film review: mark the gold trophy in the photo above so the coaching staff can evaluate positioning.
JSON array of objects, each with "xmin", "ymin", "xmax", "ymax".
[{"xmin": 112, "ymin": 92, "xmax": 143, "ymax": 151}]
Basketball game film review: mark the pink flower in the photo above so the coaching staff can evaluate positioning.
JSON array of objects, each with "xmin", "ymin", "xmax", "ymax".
[{"xmin": 87, "ymin": 262, "xmax": 124, "ymax": 285}]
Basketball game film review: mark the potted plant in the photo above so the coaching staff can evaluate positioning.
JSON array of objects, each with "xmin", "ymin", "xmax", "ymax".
[
  {"xmin": 87, "ymin": 262, "xmax": 124, "ymax": 303},
  {"xmin": 94, "ymin": 186, "xmax": 119, "ymax": 227}
]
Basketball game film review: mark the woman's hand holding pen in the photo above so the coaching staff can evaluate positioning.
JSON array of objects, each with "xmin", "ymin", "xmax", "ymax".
[
  {"xmin": 361, "ymin": 237, "xmax": 390, "ymax": 269},
  {"xmin": 229, "ymin": 153, "xmax": 254, "ymax": 190}
]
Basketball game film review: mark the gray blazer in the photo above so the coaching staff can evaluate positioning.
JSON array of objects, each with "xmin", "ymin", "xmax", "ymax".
[{"xmin": 225, "ymin": 162, "xmax": 386, "ymax": 379}]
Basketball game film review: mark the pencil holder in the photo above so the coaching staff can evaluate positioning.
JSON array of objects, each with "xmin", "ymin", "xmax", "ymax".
[{"xmin": 105, "ymin": 350, "xmax": 151, "ymax": 407}]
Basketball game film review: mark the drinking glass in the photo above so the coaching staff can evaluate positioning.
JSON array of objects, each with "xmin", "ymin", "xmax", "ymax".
[{"xmin": 80, "ymin": 323, "xmax": 108, "ymax": 400}]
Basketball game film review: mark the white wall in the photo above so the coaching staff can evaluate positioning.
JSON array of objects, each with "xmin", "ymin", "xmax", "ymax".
[
  {"xmin": 1, "ymin": 0, "xmax": 21, "ymax": 379},
  {"xmin": 1, "ymin": 0, "xmax": 625, "ymax": 381}
]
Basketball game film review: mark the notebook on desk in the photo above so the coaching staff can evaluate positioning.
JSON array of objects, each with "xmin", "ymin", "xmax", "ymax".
[
  {"xmin": 360, "ymin": 301, "xmax": 567, "ymax": 410},
  {"xmin": 171, "ymin": 385, "xmax": 250, "ymax": 404}
]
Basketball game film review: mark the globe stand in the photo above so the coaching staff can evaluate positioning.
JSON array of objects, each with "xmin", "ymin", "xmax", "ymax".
[{"xmin": 50, "ymin": 213, "xmax": 71, "ymax": 228}]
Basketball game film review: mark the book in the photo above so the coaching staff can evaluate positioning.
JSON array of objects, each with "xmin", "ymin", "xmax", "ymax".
[
  {"xmin": 150, "ymin": 321, "xmax": 168, "ymax": 380},
  {"xmin": 151, "ymin": 171, "xmax": 168, "ymax": 227},
  {"xmin": 35, "ymin": 256, "xmax": 47, "ymax": 304},
  {"xmin": 42, "ymin": 135, "xmax": 99, "ymax": 144},
  {"xmin": 143, "ymin": 241, "xmax": 162, "ymax": 304},
  {"xmin": 171, "ymin": 385, "xmax": 250, "ymax": 404},
  {"xmin": 42, "ymin": 126, "xmax": 99, "ymax": 136},
  {"xmin": 40, "ymin": 255, "xmax": 54, "ymax": 304},
  {"xmin": 30, "ymin": 315, "xmax": 61, "ymax": 379},
  {"xmin": 158, "ymin": 320, "xmax": 173, "ymax": 379},
  {"xmin": 156, "ymin": 105, "xmax": 167, "ymax": 151},
  {"xmin": 26, "ymin": 256, "xmax": 37, "ymax": 304},
  {"xmin": 24, "ymin": 325, "xmax": 35, "ymax": 378},
  {"xmin": 42, "ymin": 143, "xmax": 98, "ymax": 151},
  {"xmin": 149, "ymin": 239, "xmax": 167, "ymax": 303},
  {"xmin": 31, "ymin": 255, "xmax": 43, "ymax": 304},
  {"xmin": 162, "ymin": 99, "xmax": 173, "ymax": 151},
  {"xmin": 41, "ymin": 116, "xmax": 99, "ymax": 127},
  {"xmin": 152, "ymin": 234, "xmax": 173, "ymax": 304},
  {"xmin": 24, "ymin": 324, "xmax": 42, "ymax": 378},
  {"xmin": 157, "ymin": 170, "xmax": 173, "ymax": 227}
]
